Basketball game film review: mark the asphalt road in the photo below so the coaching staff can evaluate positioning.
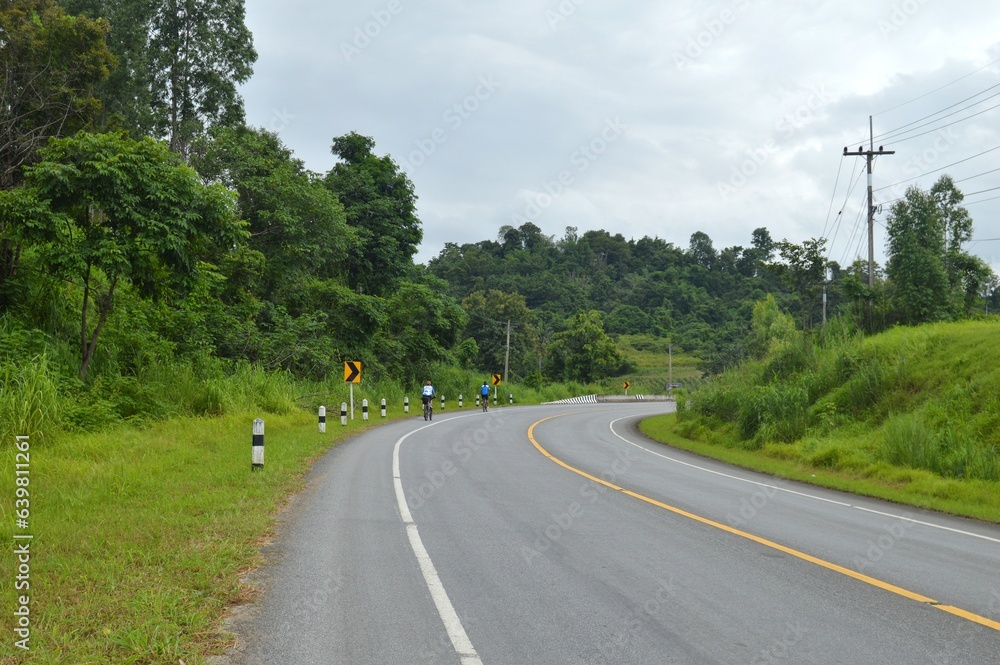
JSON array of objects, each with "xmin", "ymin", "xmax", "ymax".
[{"xmin": 216, "ymin": 403, "xmax": 1000, "ymax": 664}]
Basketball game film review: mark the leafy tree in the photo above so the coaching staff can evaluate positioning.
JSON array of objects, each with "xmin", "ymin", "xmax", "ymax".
[
  {"xmin": 15, "ymin": 131, "xmax": 245, "ymax": 378},
  {"xmin": 149, "ymin": 0, "xmax": 256, "ymax": 155},
  {"xmin": 885, "ymin": 184, "xmax": 950, "ymax": 324},
  {"xmin": 376, "ymin": 279, "xmax": 467, "ymax": 380},
  {"xmin": 0, "ymin": 0, "xmax": 114, "ymax": 301},
  {"xmin": 0, "ymin": 0, "xmax": 114, "ymax": 186},
  {"xmin": 546, "ymin": 309, "xmax": 626, "ymax": 383},
  {"xmin": 769, "ymin": 237, "xmax": 828, "ymax": 334},
  {"xmin": 191, "ymin": 125, "xmax": 358, "ymax": 302},
  {"xmin": 460, "ymin": 289, "xmax": 536, "ymax": 378},
  {"xmin": 324, "ymin": 132, "xmax": 422, "ymax": 296}
]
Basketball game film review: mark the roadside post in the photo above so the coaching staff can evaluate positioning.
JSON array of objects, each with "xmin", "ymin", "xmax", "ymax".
[{"xmin": 252, "ymin": 418, "xmax": 264, "ymax": 471}]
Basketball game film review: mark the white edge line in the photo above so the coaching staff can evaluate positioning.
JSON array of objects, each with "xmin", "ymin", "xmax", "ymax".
[
  {"xmin": 393, "ymin": 417, "xmax": 484, "ymax": 665},
  {"xmin": 608, "ymin": 416, "xmax": 850, "ymax": 507},
  {"xmin": 609, "ymin": 415, "xmax": 1000, "ymax": 544}
]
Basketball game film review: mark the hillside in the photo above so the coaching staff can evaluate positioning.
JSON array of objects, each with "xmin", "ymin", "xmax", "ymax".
[{"xmin": 642, "ymin": 318, "xmax": 1000, "ymax": 522}]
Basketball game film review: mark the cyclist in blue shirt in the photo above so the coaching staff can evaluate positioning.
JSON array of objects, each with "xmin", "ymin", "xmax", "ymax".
[
  {"xmin": 421, "ymin": 381, "xmax": 435, "ymax": 415},
  {"xmin": 480, "ymin": 381, "xmax": 490, "ymax": 411}
]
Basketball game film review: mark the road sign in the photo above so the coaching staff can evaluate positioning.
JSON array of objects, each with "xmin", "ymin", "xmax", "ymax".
[
  {"xmin": 623, "ymin": 381, "xmax": 630, "ymax": 391},
  {"xmin": 491, "ymin": 373, "xmax": 502, "ymax": 386},
  {"xmin": 344, "ymin": 361, "xmax": 361, "ymax": 383}
]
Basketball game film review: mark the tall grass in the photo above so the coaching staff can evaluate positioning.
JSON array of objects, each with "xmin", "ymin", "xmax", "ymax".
[
  {"xmin": 878, "ymin": 414, "xmax": 1000, "ymax": 481},
  {"xmin": 0, "ymin": 355, "xmax": 60, "ymax": 443}
]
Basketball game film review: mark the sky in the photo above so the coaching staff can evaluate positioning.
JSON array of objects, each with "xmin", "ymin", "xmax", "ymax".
[{"xmin": 238, "ymin": 0, "xmax": 1000, "ymax": 271}]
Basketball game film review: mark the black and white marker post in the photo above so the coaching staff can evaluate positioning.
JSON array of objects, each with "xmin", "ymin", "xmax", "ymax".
[
  {"xmin": 476, "ymin": 394, "xmax": 481, "ymax": 408},
  {"xmin": 509, "ymin": 393, "xmax": 513, "ymax": 404},
  {"xmin": 318, "ymin": 406, "xmax": 326, "ymax": 433},
  {"xmin": 362, "ymin": 399, "xmax": 369, "ymax": 421},
  {"xmin": 380, "ymin": 398, "xmax": 386, "ymax": 418},
  {"xmin": 459, "ymin": 394, "xmax": 463, "ymax": 408},
  {"xmin": 404, "ymin": 396, "xmax": 409, "ymax": 413},
  {"xmin": 252, "ymin": 418, "xmax": 264, "ymax": 471},
  {"xmin": 440, "ymin": 394, "xmax": 445, "ymax": 410},
  {"xmin": 341, "ymin": 402, "xmax": 347, "ymax": 426}
]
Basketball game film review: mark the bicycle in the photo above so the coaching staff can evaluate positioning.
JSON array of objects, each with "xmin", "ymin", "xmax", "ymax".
[
  {"xmin": 481, "ymin": 394, "xmax": 488, "ymax": 412},
  {"xmin": 423, "ymin": 398, "xmax": 433, "ymax": 421}
]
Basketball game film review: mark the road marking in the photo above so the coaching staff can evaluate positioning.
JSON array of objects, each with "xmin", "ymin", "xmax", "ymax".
[
  {"xmin": 393, "ymin": 418, "xmax": 483, "ymax": 665},
  {"xmin": 607, "ymin": 415, "xmax": 1000, "ymax": 545},
  {"xmin": 528, "ymin": 413, "xmax": 1000, "ymax": 633}
]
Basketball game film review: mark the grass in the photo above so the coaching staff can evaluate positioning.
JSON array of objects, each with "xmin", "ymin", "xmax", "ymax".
[
  {"xmin": 640, "ymin": 413, "xmax": 1000, "ymax": 523},
  {"xmin": 0, "ymin": 370, "xmax": 575, "ymax": 664},
  {"xmin": 0, "ymin": 396, "xmax": 456, "ymax": 664},
  {"xmin": 640, "ymin": 318, "xmax": 1000, "ymax": 524}
]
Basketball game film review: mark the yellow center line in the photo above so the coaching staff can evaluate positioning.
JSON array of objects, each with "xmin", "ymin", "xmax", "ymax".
[{"xmin": 527, "ymin": 414, "xmax": 1000, "ymax": 633}]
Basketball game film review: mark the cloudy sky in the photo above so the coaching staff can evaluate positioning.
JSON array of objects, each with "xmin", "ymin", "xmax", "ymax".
[{"xmin": 238, "ymin": 0, "xmax": 1000, "ymax": 271}]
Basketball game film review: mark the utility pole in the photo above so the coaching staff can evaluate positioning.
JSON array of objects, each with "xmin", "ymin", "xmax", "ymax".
[
  {"xmin": 843, "ymin": 116, "xmax": 894, "ymax": 287},
  {"xmin": 503, "ymin": 318, "xmax": 511, "ymax": 385}
]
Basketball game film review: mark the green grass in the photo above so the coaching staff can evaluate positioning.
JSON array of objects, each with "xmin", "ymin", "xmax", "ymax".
[
  {"xmin": 640, "ymin": 413, "xmax": 1000, "ymax": 522},
  {"xmin": 642, "ymin": 319, "xmax": 1000, "ymax": 523},
  {"xmin": 0, "ymin": 370, "xmax": 573, "ymax": 664},
  {"xmin": 616, "ymin": 334, "xmax": 701, "ymax": 394},
  {"xmin": 0, "ymin": 402, "xmax": 438, "ymax": 664}
]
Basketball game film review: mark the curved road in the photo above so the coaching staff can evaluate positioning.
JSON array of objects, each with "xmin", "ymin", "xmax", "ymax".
[{"xmin": 216, "ymin": 403, "xmax": 1000, "ymax": 664}]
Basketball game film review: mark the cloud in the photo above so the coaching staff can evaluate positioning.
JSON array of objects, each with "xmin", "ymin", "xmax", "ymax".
[{"xmin": 239, "ymin": 0, "xmax": 1000, "ymax": 268}]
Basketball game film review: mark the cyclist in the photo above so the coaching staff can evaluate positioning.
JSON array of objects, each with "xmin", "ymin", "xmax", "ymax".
[
  {"xmin": 421, "ymin": 380, "xmax": 435, "ymax": 420},
  {"xmin": 480, "ymin": 381, "xmax": 490, "ymax": 412}
]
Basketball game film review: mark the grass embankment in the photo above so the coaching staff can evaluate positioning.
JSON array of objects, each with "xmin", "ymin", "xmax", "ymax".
[
  {"xmin": 638, "ymin": 319, "xmax": 1000, "ymax": 523},
  {"xmin": 0, "ymin": 360, "xmax": 616, "ymax": 664},
  {"xmin": 616, "ymin": 334, "xmax": 701, "ymax": 394}
]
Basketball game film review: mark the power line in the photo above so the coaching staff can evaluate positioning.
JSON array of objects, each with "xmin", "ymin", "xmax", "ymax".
[
  {"xmin": 873, "ymin": 145, "xmax": 1000, "ymax": 192},
  {"xmin": 826, "ymin": 162, "xmax": 866, "ymax": 262},
  {"xmin": 964, "ymin": 195, "xmax": 1000, "ymax": 207},
  {"xmin": 872, "ymin": 83, "xmax": 1000, "ymax": 142},
  {"xmin": 874, "ymin": 55, "xmax": 1000, "ymax": 116},
  {"xmin": 884, "ymin": 100, "xmax": 1000, "ymax": 145},
  {"xmin": 875, "ymin": 92, "xmax": 1000, "ymax": 144},
  {"xmin": 821, "ymin": 157, "xmax": 845, "ymax": 241}
]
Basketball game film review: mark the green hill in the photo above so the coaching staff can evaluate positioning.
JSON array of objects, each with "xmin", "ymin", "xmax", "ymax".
[{"xmin": 641, "ymin": 318, "xmax": 1000, "ymax": 522}]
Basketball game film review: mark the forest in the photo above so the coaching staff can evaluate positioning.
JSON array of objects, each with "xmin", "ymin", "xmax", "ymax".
[{"xmin": 1, "ymin": 0, "xmax": 998, "ymax": 440}]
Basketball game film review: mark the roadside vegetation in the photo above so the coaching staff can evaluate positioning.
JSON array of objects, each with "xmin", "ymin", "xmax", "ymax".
[
  {"xmin": 2, "ymin": 0, "xmax": 1000, "ymax": 662},
  {"xmin": 641, "ymin": 316, "xmax": 1000, "ymax": 523}
]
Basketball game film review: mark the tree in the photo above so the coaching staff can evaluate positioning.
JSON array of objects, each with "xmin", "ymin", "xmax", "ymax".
[
  {"xmin": 324, "ymin": 132, "xmax": 422, "ymax": 296},
  {"xmin": 885, "ymin": 184, "xmax": 949, "ymax": 325},
  {"xmin": 0, "ymin": 0, "xmax": 114, "ymax": 301},
  {"xmin": 153, "ymin": 0, "xmax": 256, "ymax": 155},
  {"xmin": 546, "ymin": 310, "xmax": 625, "ymax": 383},
  {"xmin": 460, "ymin": 290, "xmax": 536, "ymax": 377},
  {"xmin": 15, "ymin": 131, "xmax": 245, "ymax": 378},
  {"xmin": 190, "ymin": 125, "xmax": 358, "ymax": 303},
  {"xmin": 376, "ymin": 278, "xmax": 467, "ymax": 380},
  {"xmin": 769, "ymin": 237, "xmax": 828, "ymax": 334}
]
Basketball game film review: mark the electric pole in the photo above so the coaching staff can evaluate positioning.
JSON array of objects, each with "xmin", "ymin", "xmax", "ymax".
[
  {"xmin": 843, "ymin": 116, "xmax": 894, "ymax": 287},
  {"xmin": 503, "ymin": 318, "xmax": 511, "ymax": 386}
]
